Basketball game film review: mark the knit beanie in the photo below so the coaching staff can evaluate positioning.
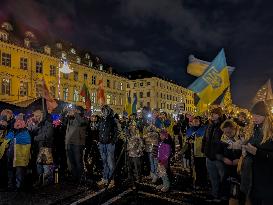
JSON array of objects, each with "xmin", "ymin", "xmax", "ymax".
[{"xmin": 251, "ymin": 101, "xmax": 268, "ymax": 116}]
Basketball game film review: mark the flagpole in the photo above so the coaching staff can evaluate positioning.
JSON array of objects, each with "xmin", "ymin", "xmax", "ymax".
[{"xmin": 42, "ymin": 79, "xmax": 45, "ymax": 113}]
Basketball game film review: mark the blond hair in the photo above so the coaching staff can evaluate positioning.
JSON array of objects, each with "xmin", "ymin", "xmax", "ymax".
[{"xmin": 261, "ymin": 115, "xmax": 273, "ymax": 144}]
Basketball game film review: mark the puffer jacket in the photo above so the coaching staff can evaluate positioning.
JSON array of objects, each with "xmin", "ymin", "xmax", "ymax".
[{"xmin": 143, "ymin": 125, "xmax": 159, "ymax": 153}]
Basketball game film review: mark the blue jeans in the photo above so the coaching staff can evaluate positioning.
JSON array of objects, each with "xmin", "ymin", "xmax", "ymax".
[
  {"xmin": 37, "ymin": 164, "xmax": 54, "ymax": 185},
  {"xmin": 98, "ymin": 143, "xmax": 115, "ymax": 180},
  {"xmin": 66, "ymin": 144, "xmax": 84, "ymax": 181},
  {"xmin": 148, "ymin": 152, "xmax": 158, "ymax": 175},
  {"xmin": 206, "ymin": 158, "xmax": 225, "ymax": 198}
]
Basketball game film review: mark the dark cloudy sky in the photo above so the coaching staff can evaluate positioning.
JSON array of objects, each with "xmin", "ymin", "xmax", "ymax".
[{"xmin": 1, "ymin": 0, "xmax": 273, "ymax": 108}]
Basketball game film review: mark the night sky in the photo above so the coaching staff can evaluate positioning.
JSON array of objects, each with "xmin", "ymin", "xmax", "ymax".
[{"xmin": 1, "ymin": 0, "xmax": 273, "ymax": 108}]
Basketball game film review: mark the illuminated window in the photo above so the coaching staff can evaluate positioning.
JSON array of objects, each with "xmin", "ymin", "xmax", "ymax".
[
  {"xmin": 147, "ymin": 92, "xmax": 150, "ymax": 97},
  {"xmin": 36, "ymin": 83, "xmax": 42, "ymax": 97},
  {"xmin": 2, "ymin": 79, "xmax": 10, "ymax": 95},
  {"xmin": 36, "ymin": 61, "xmax": 43, "ymax": 73},
  {"xmin": 50, "ymin": 86, "xmax": 56, "ymax": 98},
  {"xmin": 120, "ymin": 82, "xmax": 123, "ymax": 90},
  {"xmin": 19, "ymin": 81, "xmax": 28, "ymax": 96},
  {"xmin": 50, "ymin": 65, "xmax": 56, "ymax": 76},
  {"xmin": 88, "ymin": 60, "xmax": 93, "ymax": 67},
  {"xmin": 74, "ymin": 72, "xmax": 78, "ymax": 81},
  {"xmin": 63, "ymin": 73, "xmax": 69, "ymax": 79},
  {"xmin": 139, "ymin": 92, "xmax": 143, "ymax": 98},
  {"xmin": 84, "ymin": 73, "xmax": 88, "ymax": 81},
  {"xmin": 73, "ymin": 89, "xmax": 79, "ymax": 102},
  {"xmin": 20, "ymin": 58, "xmax": 28, "ymax": 70},
  {"xmin": 2, "ymin": 53, "xmax": 11, "ymax": 67},
  {"xmin": 92, "ymin": 76, "xmax": 96, "ymax": 85},
  {"xmin": 76, "ymin": 57, "xmax": 81, "ymax": 64},
  {"xmin": 106, "ymin": 94, "xmax": 111, "ymax": 105},
  {"xmin": 91, "ymin": 92, "xmax": 96, "ymax": 103},
  {"xmin": 63, "ymin": 87, "xmax": 69, "ymax": 101}
]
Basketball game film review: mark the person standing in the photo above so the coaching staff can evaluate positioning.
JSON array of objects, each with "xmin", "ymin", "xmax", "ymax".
[
  {"xmin": 202, "ymin": 107, "xmax": 225, "ymax": 202},
  {"xmin": 97, "ymin": 105, "xmax": 118, "ymax": 188},
  {"xmin": 241, "ymin": 101, "xmax": 273, "ymax": 205},
  {"xmin": 63, "ymin": 107, "xmax": 87, "ymax": 182}
]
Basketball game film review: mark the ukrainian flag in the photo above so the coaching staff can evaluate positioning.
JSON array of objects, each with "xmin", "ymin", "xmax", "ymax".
[
  {"xmin": 124, "ymin": 95, "xmax": 132, "ymax": 116},
  {"xmin": 188, "ymin": 49, "xmax": 230, "ymax": 113}
]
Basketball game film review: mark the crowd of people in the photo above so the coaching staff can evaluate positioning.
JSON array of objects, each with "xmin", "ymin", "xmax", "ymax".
[{"xmin": 0, "ymin": 101, "xmax": 272, "ymax": 205}]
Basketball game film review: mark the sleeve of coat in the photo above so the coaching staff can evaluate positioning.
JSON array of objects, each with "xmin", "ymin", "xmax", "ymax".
[{"xmin": 255, "ymin": 148, "xmax": 273, "ymax": 161}]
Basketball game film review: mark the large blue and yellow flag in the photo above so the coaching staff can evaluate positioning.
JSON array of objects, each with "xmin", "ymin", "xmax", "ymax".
[{"xmin": 188, "ymin": 49, "xmax": 230, "ymax": 113}]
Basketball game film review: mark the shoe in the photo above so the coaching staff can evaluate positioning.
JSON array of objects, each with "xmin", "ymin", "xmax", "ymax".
[
  {"xmin": 97, "ymin": 179, "xmax": 108, "ymax": 186},
  {"xmin": 156, "ymin": 185, "xmax": 163, "ymax": 190},
  {"xmin": 108, "ymin": 180, "xmax": 115, "ymax": 189},
  {"xmin": 161, "ymin": 186, "xmax": 169, "ymax": 192}
]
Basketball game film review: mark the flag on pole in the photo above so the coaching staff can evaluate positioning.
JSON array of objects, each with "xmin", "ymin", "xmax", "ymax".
[
  {"xmin": 124, "ymin": 95, "xmax": 132, "ymax": 116},
  {"xmin": 42, "ymin": 79, "xmax": 58, "ymax": 113},
  {"xmin": 80, "ymin": 83, "xmax": 91, "ymax": 110},
  {"xmin": 132, "ymin": 94, "xmax": 138, "ymax": 114},
  {"xmin": 188, "ymin": 49, "xmax": 230, "ymax": 113},
  {"xmin": 97, "ymin": 79, "xmax": 105, "ymax": 106},
  {"xmin": 252, "ymin": 79, "xmax": 273, "ymax": 107}
]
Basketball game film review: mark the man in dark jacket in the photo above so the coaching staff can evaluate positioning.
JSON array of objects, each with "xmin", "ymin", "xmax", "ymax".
[
  {"xmin": 63, "ymin": 107, "xmax": 87, "ymax": 182},
  {"xmin": 28, "ymin": 110, "xmax": 54, "ymax": 186},
  {"xmin": 97, "ymin": 105, "xmax": 118, "ymax": 187},
  {"xmin": 202, "ymin": 107, "xmax": 225, "ymax": 202}
]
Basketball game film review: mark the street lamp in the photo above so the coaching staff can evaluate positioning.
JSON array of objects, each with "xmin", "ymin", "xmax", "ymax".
[{"xmin": 58, "ymin": 59, "xmax": 73, "ymax": 100}]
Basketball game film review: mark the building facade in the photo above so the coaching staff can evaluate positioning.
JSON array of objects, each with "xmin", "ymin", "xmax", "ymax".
[
  {"xmin": 0, "ymin": 22, "xmax": 127, "ymax": 114},
  {"xmin": 126, "ymin": 71, "xmax": 195, "ymax": 113}
]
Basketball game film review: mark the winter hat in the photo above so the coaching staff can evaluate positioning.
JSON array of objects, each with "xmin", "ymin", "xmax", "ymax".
[
  {"xmin": 251, "ymin": 101, "xmax": 268, "ymax": 116},
  {"xmin": 210, "ymin": 107, "xmax": 223, "ymax": 117}
]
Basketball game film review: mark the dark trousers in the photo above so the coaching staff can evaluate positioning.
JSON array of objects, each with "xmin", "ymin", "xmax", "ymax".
[
  {"xmin": 129, "ymin": 157, "xmax": 142, "ymax": 181},
  {"xmin": 66, "ymin": 144, "xmax": 84, "ymax": 181},
  {"xmin": 194, "ymin": 157, "xmax": 207, "ymax": 186}
]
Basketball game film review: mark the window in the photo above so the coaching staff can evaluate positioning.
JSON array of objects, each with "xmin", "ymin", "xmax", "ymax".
[
  {"xmin": 91, "ymin": 76, "xmax": 96, "ymax": 85},
  {"xmin": 73, "ymin": 89, "xmax": 79, "ymax": 102},
  {"xmin": 85, "ymin": 53, "xmax": 90, "ymax": 59},
  {"xmin": 113, "ymin": 96, "xmax": 117, "ymax": 105},
  {"xmin": 70, "ymin": 48, "xmax": 76, "ymax": 54},
  {"xmin": 140, "ymin": 82, "xmax": 143, "ymax": 87},
  {"xmin": 0, "ymin": 32, "xmax": 8, "ymax": 41},
  {"xmin": 139, "ymin": 102, "xmax": 143, "ymax": 108},
  {"xmin": 36, "ymin": 61, "xmax": 43, "ymax": 73},
  {"xmin": 139, "ymin": 92, "xmax": 143, "ymax": 98},
  {"xmin": 147, "ymin": 92, "xmax": 150, "ymax": 97},
  {"xmin": 120, "ymin": 82, "xmax": 123, "ymax": 90},
  {"xmin": 106, "ymin": 94, "xmax": 111, "ymax": 105},
  {"xmin": 63, "ymin": 87, "xmax": 69, "ymax": 101},
  {"xmin": 19, "ymin": 81, "xmax": 28, "ymax": 96},
  {"xmin": 88, "ymin": 60, "xmax": 92, "ymax": 67},
  {"xmin": 91, "ymin": 92, "xmax": 96, "ymax": 103},
  {"xmin": 63, "ymin": 73, "xmax": 69, "ymax": 79},
  {"xmin": 20, "ymin": 58, "xmax": 28, "ymax": 70},
  {"xmin": 36, "ymin": 83, "xmax": 42, "ymax": 97},
  {"xmin": 2, "ymin": 79, "xmax": 11, "ymax": 95},
  {"xmin": 50, "ymin": 86, "xmax": 56, "ymax": 98},
  {"xmin": 127, "ymin": 83, "xmax": 130, "ymax": 88},
  {"xmin": 107, "ymin": 79, "xmax": 110, "ymax": 88},
  {"xmin": 2, "ymin": 53, "xmax": 11, "ymax": 67},
  {"xmin": 134, "ymin": 83, "xmax": 137, "ymax": 88},
  {"xmin": 61, "ymin": 52, "xmax": 66, "ymax": 59},
  {"xmin": 147, "ymin": 102, "xmax": 150, "ymax": 107},
  {"xmin": 50, "ymin": 65, "xmax": 56, "ymax": 76},
  {"xmin": 161, "ymin": 93, "xmax": 163, "ymax": 98},
  {"xmin": 84, "ymin": 73, "xmax": 88, "ymax": 81},
  {"xmin": 74, "ymin": 72, "xmax": 78, "ymax": 81},
  {"xmin": 147, "ymin": 82, "xmax": 150, "ymax": 86}
]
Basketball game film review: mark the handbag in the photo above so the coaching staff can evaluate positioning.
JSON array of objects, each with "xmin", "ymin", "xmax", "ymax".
[{"xmin": 37, "ymin": 147, "xmax": 53, "ymax": 165}]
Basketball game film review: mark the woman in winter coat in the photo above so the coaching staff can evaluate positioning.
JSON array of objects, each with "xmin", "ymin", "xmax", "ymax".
[
  {"xmin": 156, "ymin": 130, "xmax": 172, "ymax": 192},
  {"xmin": 241, "ymin": 101, "xmax": 273, "ymax": 205}
]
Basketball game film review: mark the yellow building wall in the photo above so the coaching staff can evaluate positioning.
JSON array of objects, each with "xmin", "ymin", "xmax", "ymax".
[{"xmin": 0, "ymin": 41, "xmax": 127, "ymax": 114}]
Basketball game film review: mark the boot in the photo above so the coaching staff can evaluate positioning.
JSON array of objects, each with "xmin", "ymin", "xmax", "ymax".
[
  {"xmin": 108, "ymin": 180, "xmax": 115, "ymax": 188},
  {"xmin": 97, "ymin": 178, "xmax": 108, "ymax": 186},
  {"xmin": 161, "ymin": 175, "xmax": 170, "ymax": 192}
]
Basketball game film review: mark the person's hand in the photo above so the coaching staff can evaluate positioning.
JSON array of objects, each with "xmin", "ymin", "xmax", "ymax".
[
  {"xmin": 228, "ymin": 140, "xmax": 242, "ymax": 150},
  {"xmin": 243, "ymin": 143, "xmax": 257, "ymax": 155},
  {"xmin": 223, "ymin": 158, "xmax": 233, "ymax": 165}
]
